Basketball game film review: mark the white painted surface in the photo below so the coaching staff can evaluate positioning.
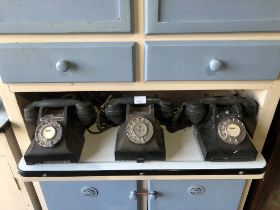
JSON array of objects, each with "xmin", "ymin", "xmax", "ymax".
[
  {"xmin": 18, "ymin": 127, "xmax": 266, "ymax": 172},
  {"xmin": 0, "ymin": 158, "xmax": 27, "ymax": 210}
]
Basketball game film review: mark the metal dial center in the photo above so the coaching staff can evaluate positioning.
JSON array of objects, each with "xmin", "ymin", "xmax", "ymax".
[
  {"xmin": 133, "ymin": 123, "xmax": 148, "ymax": 137},
  {"xmin": 42, "ymin": 126, "xmax": 57, "ymax": 140},
  {"xmin": 226, "ymin": 123, "xmax": 241, "ymax": 138}
]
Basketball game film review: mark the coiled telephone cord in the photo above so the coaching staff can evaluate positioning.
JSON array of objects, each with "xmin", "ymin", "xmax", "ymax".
[{"xmin": 87, "ymin": 95, "xmax": 113, "ymax": 134}]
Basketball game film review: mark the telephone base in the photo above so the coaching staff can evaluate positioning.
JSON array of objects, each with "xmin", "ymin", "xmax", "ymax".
[
  {"xmin": 115, "ymin": 124, "xmax": 166, "ymax": 162},
  {"xmin": 24, "ymin": 129, "xmax": 85, "ymax": 165},
  {"xmin": 194, "ymin": 127, "xmax": 258, "ymax": 162}
]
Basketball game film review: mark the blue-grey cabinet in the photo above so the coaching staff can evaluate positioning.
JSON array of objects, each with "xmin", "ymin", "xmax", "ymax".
[
  {"xmin": 145, "ymin": 0, "xmax": 280, "ymax": 34},
  {"xmin": 0, "ymin": 42, "xmax": 135, "ymax": 83},
  {"xmin": 145, "ymin": 41, "xmax": 280, "ymax": 81},
  {"xmin": 148, "ymin": 180, "xmax": 245, "ymax": 210},
  {"xmin": 40, "ymin": 181, "xmax": 138, "ymax": 210},
  {"xmin": 0, "ymin": 0, "xmax": 132, "ymax": 33}
]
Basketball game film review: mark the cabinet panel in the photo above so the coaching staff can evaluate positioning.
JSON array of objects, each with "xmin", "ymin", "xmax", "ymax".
[
  {"xmin": 145, "ymin": 41, "xmax": 280, "ymax": 81},
  {"xmin": 148, "ymin": 180, "xmax": 245, "ymax": 210},
  {"xmin": 145, "ymin": 0, "xmax": 280, "ymax": 34},
  {"xmin": 0, "ymin": 42, "xmax": 135, "ymax": 83},
  {"xmin": 40, "ymin": 181, "xmax": 137, "ymax": 210},
  {"xmin": 0, "ymin": 0, "xmax": 131, "ymax": 33},
  {"xmin": 0, "ymin": 158, "xmax": 27, "ymax": 210}
]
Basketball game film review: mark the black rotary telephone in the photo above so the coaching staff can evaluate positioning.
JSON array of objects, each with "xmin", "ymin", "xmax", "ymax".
[
  {"xmin": 23, "ymin": 99, "xmax": 96, "ymax": 165},
  {"xmin": 183, "ymin": 96, "xmax": 258, "ymax": 161},
  {"xmin": 105, "ymin": 96, "xmax": 173, "ymax": 162}
]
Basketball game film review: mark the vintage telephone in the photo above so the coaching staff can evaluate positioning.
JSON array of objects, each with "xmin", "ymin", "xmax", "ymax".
[
  {"xmin": 183, "ymin": 96, "xmax": 258, "ymax": 161},
  {"xmin": 23, "ymin": 99, "xmax": 96, "ymax": 165},
  {"xmin": 105, "ymin": 96, "xmax": 173, "ymax": 162}
]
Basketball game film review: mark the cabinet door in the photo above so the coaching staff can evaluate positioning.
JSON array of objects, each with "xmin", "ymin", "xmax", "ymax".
[
  {"xmin": 40, "ymin": 181, "xmax": 138, "ymax": 210},
  {"xmin": 0, "ymin": 0, "xmax": 131, "ymax": 33},
  {"xmin": 145, "ymin": 0, "xmax": 280, "ymax": 34},
  {"xmin": 148, "ymin": 180, "xmax": 245, "ymax": 210}
]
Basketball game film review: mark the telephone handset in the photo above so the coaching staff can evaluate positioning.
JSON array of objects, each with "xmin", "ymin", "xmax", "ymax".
[
  {"xmin": 105, "ymin": 96, "xmax": 173, "ymax": 125},
  {"xmin": 105, "ymin": 96, "xmax": 173, "ymax": 162},
  {"xmin": 185, "ymin": 96, "xmax": 258, "ymax": 161},
  {"xmin": 23, "ymin": 99, "xmax": 96, "ymax": 165}
]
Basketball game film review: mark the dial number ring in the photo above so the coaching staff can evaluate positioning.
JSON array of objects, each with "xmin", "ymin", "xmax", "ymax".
[
  {"xmin": 217, "ymin": 118, "xmax": 246, "ymax": 145},
  {"xmin": 126, "ymin": 117, "xmax": 153, "ymax": 144},
  {"xmin": 35, "ymin": 121, "xmax": 62, "ymax": 148}
]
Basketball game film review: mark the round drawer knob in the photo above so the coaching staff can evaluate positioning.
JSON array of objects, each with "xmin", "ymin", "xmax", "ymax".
[
  {"xmin": 209, "ymin": 59, "xmax": 223, "ymax": 72},
  {"xmin": 56, "ymin": 60, "xmax": 69, "ymax": 72},
  {"xmin": 187, "ymin": 185, "xmax": 205, "ymax": 196},
  {"xmin": 148, "ymin": 191, "xmax": 158, "ymax": 200},
  {"xmin": 81, "ymin": 187, "xmax": 98, "ymax": 197},
  {"xmin": 129, "ymin": 191, "xmax": 137, "ymax": 200}
]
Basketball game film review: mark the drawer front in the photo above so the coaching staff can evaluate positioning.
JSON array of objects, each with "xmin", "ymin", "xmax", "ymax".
[
  {"xmin": 145, "ymin": 41, "xmax": 280, "ymax": 81},
  {"xmin": 0, "ymin": 0, "xmax": 131, "ymax": 33},
  {"xmin": 40, "ymin": 181, "xmax": 137, "ymax": 210},
  {"xmin": 148, "ymin": 180, "xmax": 245, "ymax": 210},
  {"xmin": 0, "ymin": 43, "xmax": 135, "ymax": 83},
  {"xmin": 145, "ymin": 0, "xmax": 280, "ymax": 34}
]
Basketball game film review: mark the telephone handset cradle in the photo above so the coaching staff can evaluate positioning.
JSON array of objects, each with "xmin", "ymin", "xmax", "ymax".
[
  {"xmin": 185, "ymin": 96, "xmax": 258, "ymax": 161},
  {"xmin": 105, "ymin": 96, "xmax": 173, "ymax": 162},
  {"xmin": 23, "ymin": 99, "xmax": 96, "ymax": 165}
]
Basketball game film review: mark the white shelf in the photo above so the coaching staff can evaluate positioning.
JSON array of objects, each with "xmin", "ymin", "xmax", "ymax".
[
  {"xmin": 18, "ymin": 127, "xmax": 266, "ymax": 181},
  {"xmin": 81, "ymin": 126, "xmax": 203, "ymax": 162}
]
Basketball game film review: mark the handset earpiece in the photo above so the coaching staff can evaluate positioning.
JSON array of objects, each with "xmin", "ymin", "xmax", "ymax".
[
  {"xmin": 23, "ymin": 106, "xmax": 39, "ymax": 123},
  {"xmin": 155, "ymin": 100, "xmax": 173, "ymax": 121},
  {"xmin": 185, "ymin": 102, "xmax": 208, "ymax": 124},
  {"xmin": 147, "ymin": 98, "xmax": 173, "ymax": 124},
  {"xmin": 240, "ymin": 97, "xmax": 258, "ymax": 117},
  {"xmin": 75, "ymin": 102, "xmax": 96, "ymax": 128},
  {"xmin": 104, "ymin": 97, "xmax": 133, "ymax": 125}
]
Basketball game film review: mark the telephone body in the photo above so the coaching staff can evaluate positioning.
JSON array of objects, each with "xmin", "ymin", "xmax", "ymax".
[
  {"xmin": 185, "ymin": 96, "xmax": 258, "ymax": 161},
  {"xmin": 23, "ymin": 99, "xmax": 96, "ymax": 165},
  {"xmin": 105, "ymin": 96, "xmax": 173, "ymax": 162}
]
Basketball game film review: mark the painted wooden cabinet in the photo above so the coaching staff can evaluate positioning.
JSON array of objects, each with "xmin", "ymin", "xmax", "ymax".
[
  {"xmin": 148, "ymin": 180, "xmax": 245, "ymax": 210},
  {"xmin": 0, "ymin": 1, "xmax": 279, "ymax": 210},
  {"xmin": 0, "ymin": 158, "xmax": 28, "ymax": 210},
  {"xmin": 40, "ymin": 180, "xmax": 245, "ymax": 210},
  {"xmin": 144, "ymin": 41, "xmax": 280, "ymax": 81},
  {"xmin": 145, "ymin": 0, "xmax": 280, "ymax": 34},
  {"xmin": 0, "ymin": 0, "xmax": 132, "ymax": 33},
  {"xmin": 40, "ymin": 181, "xmax": 138, "ymax": 210},
  {"xmin": 0, "ymin": 102, "xmax": 40, "ymax": 210},
  {"xmin": 0, "ymin": 43, "xmax": 135, "ymax": 83}
]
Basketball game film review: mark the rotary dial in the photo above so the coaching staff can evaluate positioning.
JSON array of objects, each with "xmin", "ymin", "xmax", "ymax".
[
  {"xmin": 126, "ymin": 117, "xmax": 153, "ymax": 144},
  {"xmin": 35, "ymin": 121, "xmax": 62, "ymax": 148},
  {"xmin": 217, "ymin": 118, "xmax": 246, "ymax": 145}
]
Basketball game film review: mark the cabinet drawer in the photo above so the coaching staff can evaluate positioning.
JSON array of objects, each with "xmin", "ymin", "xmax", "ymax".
[
  {"xmin": 148, "ymin": 180, "xmax": 245, "ymax": 210},
  {"xmin": 0, "ymin": 43, "xmax": 135, "ymax": 83},
  {"xmin": 145, "ymin": 41, "xmax": 280, "ymax": 81},
  {"xmin": 0, "ymin": 0, "xmax": 131, "ymax": 33},
  {"xmin": 145, "ymin": 0, "xmax": 280, "ymax": 34},
  {"xmin": 40, "ymin": 181, "xmax": 137, "ymax": 210}
]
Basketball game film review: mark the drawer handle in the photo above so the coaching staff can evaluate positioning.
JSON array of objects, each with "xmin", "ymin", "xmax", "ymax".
[
  {"xmin": 129, "ymin": 191, "xmax": 137, "ymax": 200},
  {"xmin": 187, "ymin": 185, "xmax": 205, "ymax": 196},
  {"xmin": 209, "ymin": 59, "xmax": 223, "ymax": 72},
  {"xmin": 148, "ymin": 191, "xmax": 158, "ymax": 200},
  {"xmin": 129, "ymin": 191, "xmax": 157, "ymax": 200},
  {"xmin": 56, "ymin": 60, "xmax": 69, "ymax": 72},
  {"xmin": 81, "ymin": 187, "xmax": 98, "ymax": 197}
]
